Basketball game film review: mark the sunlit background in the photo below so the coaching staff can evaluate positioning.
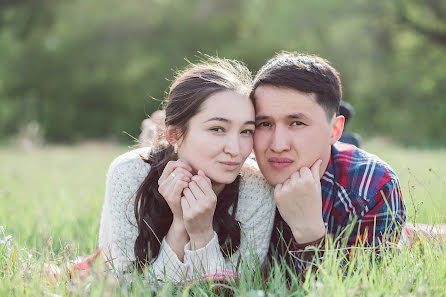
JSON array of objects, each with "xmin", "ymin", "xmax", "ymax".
[{"xmin": 1, "ymin": 0, "xmax": 445, "ymax": 146}]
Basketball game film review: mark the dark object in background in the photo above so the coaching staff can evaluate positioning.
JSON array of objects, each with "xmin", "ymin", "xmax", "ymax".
[{"xmin": 339, "ymin": 101, "xmax": 361, "ymax": 147}]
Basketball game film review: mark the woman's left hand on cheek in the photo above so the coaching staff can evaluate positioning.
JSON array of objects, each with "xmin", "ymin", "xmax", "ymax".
[{"xmin": 181, "ymin": 170, "xmax": 217, "ymax": 249}]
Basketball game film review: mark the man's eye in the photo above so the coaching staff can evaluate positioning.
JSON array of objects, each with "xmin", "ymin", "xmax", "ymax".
[
  {"xmin": 291, "ymin": 121, "xmax": 305, "ymax": 126},
  {"xmin": 256, "ymin": 122, "xmax": 271, "ymax": 128},
  {"xmin": 241, "ymin": 129, "xmax": 255, "ymax": 135},
  {"xmin": 211, "ymin": 127, "xmax": 224, "ymax": 133}
]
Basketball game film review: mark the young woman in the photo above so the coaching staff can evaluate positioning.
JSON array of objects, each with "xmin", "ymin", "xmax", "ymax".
[{"xmin": 98, "ymin": 58, "xmax": 276, "ymax": 282}]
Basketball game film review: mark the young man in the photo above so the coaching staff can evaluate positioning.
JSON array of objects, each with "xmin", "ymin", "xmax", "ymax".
[{"xmin": 251, "ymin": 52, "xmax": 406, "ymax": 270}]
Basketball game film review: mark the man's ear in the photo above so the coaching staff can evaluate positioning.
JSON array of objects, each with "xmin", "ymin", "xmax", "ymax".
[
  {"xmin": 165, "ymin": 126, "xmax": 181, "ymax": 146},
  {"xmin": 329, "ymin": 115, "xmax": 345, "ymax": 145}
]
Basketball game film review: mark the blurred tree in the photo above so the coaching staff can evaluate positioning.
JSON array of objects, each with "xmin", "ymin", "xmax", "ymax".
[
  {"xmin": 396, "ymin": 0, "xmax": 446, "ymax": 46},
  {"xmin": 0, "ymin": 0, "xmax": 445, "ymax": 145}
]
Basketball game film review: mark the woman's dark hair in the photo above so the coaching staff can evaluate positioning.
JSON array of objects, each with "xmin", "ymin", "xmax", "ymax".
[{"xmin": 133, "ymin": 57, "xmax": 252, "ymax": 269}]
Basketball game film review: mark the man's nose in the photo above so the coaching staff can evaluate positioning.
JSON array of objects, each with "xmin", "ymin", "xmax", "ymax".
[{"xmin": 270, "ymin": 125, "xmax": 290, "ymax": 153}]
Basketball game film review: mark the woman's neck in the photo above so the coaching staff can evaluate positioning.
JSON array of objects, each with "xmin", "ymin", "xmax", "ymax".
[{"xmin": 212, "ymin": 182, "xmax": 225, "ymax": 195}]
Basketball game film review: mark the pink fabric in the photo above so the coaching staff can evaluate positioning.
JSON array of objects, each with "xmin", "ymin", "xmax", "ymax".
[
  {"xmin": 401, "ymin": 223, "xmax": 446, "ymax": 246},
  {"xmin": 181, "ymin": 269, "xmax": 240, "ymax": 285}
]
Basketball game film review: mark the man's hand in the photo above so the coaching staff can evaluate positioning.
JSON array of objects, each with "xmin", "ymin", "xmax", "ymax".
[{"xmin": 274, "ymin": 159, "xmax": 326, "ymax": 244}]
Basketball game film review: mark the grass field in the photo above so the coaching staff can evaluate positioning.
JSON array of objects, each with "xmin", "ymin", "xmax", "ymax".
[{"xmin": 1, "ymin": 140, "xmax": 446, "ymax": 296}]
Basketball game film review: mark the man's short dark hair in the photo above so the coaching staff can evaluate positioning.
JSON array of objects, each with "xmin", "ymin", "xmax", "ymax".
[{"xmin": 251, "ymin": 52, "xmax": 342, "ymax": 120}]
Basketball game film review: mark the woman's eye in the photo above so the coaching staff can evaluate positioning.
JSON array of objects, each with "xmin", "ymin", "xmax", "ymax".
[
  {"xmin": 256, "ymin": 122, "xmax": 271, "ymax": 128},
  {"xmin": 211, "ymin": 127, "xmax": 224, "ymax": 133},
  {"xmin": 291, "ymin": 121, "xmax": 305, "ymax": 126},
  {"xmin": 241, "ymin": 129, "xmax": 255, "ymax": 135}
]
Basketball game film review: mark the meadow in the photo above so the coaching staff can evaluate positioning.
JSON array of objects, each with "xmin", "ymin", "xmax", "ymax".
[{"xmin": 1, "ymin": 139, "xmax": 446, "ymax": 296}]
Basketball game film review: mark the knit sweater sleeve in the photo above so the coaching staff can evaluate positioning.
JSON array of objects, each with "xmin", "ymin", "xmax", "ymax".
[
  {"xmin": 229, "ymin": 158, "xmax": 276, "ymax": 269},
  {"xmin": 98, "ymin": 148, "xmax": 189, "ymax": 281}
]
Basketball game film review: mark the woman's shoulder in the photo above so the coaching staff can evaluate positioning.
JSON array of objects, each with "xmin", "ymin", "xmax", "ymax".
[{"xmin": 107, "ymin": 147, "xmax": 152, "ymax": 182}]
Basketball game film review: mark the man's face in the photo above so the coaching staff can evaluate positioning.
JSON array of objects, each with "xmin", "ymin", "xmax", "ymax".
[{"xmin": 253, "ymin": 85, "xmax": 344, "ymax": 186}]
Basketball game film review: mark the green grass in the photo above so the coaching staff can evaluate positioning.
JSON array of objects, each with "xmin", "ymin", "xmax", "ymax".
[{"xmin": 1, "ymin": 140, "xmax": 446, "ymax": 296}]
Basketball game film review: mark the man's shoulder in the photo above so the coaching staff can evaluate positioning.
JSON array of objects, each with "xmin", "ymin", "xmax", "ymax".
[{"xmin": 332, "ymin": 142, "xmax": 398, "ymax": 199}]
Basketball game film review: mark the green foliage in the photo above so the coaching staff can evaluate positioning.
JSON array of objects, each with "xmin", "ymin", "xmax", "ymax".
[
  {"xmin": 0, "ymin": 0, "xmax": 445, "ymax": 144},
  {"xmin": 0, "ymin": 142, "xmax": 445, "ymax": 295}
]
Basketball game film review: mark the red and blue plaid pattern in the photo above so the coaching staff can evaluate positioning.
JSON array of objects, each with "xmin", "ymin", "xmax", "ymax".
[
  {"xmin": 321, "ymin": 142, "xmax": 406, "ymax": 246},
  {"xmin": 270, "ymin": 142, "xmax": 406, "ymax": 272}
]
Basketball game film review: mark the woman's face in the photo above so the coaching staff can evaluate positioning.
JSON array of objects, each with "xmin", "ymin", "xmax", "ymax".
[{"xmin": 177, "ymin": 90, "xmax": 255, "ymax": 186}]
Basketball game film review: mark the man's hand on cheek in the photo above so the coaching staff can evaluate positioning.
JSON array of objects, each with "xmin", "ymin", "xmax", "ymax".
[{"xmin": 274, "ymin": 159, "xmax": 326, "ymax": 244}]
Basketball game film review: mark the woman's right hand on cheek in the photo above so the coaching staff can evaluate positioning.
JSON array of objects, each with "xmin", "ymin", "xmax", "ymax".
[{"xmin": 158, "ymin": 160, "xmax": 193, "ymax": 221}]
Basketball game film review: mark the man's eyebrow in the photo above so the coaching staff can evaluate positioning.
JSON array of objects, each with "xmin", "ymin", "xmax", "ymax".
[
  {"xmin": 288, "ymin": 113, "xmax": 310, "ymax": 120},
  {"xmin": 255, "ymin": 114, "xmax": 310, "ymax": 121},
  {"xmin": 255, "ymin": 115, "xmax": 270, "ymax": 121}
]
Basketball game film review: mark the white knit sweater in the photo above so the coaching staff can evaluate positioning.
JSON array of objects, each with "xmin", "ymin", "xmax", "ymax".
[{"xmin": 98, "ymin": 148, "xmax": 275, "ymax": 282}]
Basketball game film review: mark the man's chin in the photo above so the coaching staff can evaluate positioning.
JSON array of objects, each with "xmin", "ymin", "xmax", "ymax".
[{"xmin": 263, "ymin": 171, "xmax": 291, "ymax": 186}]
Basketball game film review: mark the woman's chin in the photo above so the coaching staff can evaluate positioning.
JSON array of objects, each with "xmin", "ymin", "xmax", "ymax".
[{"xmin": 209, "ymin": 173, "xmax": 238, "ymax": 186}]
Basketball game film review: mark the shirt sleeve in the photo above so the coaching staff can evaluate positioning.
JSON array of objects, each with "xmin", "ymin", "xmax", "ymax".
[
  {"xmin": 98, "ymin": 152, "xmax": 192, "ymax": 283},
  {"xmin": 183, "ymin": 232, "xmax": 226, "ymax": 276},
  {"xmin": 147, "ymin": 237, "xmax": 190, "ymax": 282},
  {"xmin": 345, "ymin": 178, "xmax": 407, "ymax": 246}
]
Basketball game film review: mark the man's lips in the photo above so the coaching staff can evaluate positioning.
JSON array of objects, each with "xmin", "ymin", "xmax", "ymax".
[
  {"xmin": 219, "ymin": 161, "xmax": 240, "ymax": 171},
  {"xmin": 268, "ymin": 157, "xmax": 293, "ymax": 169}
]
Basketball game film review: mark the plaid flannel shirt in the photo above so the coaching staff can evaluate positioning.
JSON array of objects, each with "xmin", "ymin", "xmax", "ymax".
[{"xmin": 270, "ymin": 142, "xmax": 407, "ymax": 274}]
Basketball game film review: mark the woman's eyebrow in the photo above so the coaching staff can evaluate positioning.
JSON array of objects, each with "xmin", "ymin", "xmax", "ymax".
[
  {"xmin": 205, "ymin": 117, "xmax": 255, "ymax": 126},
  {"xmin": 205, "ymin": 117, "xmax": 229, "ymax": 123}
]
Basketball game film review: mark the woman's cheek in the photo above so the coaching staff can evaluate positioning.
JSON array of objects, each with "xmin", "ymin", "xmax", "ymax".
[{"xmin": 241, "ymin": 137, "xmax": 254, "ymax": 158}]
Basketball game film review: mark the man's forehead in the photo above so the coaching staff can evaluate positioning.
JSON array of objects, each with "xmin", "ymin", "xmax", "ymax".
[{"xmin": 254, "ymin": 88, "xmax": 318, "ymax": 115}]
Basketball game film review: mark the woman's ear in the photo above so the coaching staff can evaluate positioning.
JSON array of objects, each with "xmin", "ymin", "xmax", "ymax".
[{"xmin": 165, "ymin": 126, "xmax": 180, "ymax": 146}]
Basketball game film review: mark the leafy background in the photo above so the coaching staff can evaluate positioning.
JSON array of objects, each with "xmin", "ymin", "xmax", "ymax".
[{"xmin": 1, "ymin": 0, "xmax": 445, "ymax": 145}]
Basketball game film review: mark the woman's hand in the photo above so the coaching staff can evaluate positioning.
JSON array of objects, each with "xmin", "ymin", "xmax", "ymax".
[
  {"xmin": 158, "ymin": 159, "xmax": 193, "ymax": 260},
  {"xmin": 181, "ymin": 170, "xmax": 217, "ymax": 250},
  {"xmin": 158, "ymin": 159, "xmax": 193, "ymax": 221}
]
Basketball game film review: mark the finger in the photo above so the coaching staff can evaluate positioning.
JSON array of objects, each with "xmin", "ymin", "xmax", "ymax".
[
  {"xmin": 299, "ymin": 166, "xmax": 312, "ymax": 180},
  {"xmin": 180, "ymin": 196, "xmax": 190, "ymax": 209},
  {"xmin": 159, "ymin": 161, "xmax": 177, "ymax": 185},
  {"xmin": 183, "ymin": 187, "xmax": 197, "ymax": 205},
  {"xmin": 290, "ymin": 170, "xmax": 300, "ymax": 180},
  {"xmin": 192, "ymin": 175, "xmax": 214, "ymax": 198},
  {"xmin": 310, "ymin": 159, "xmax": 323, "ymax": 180},
  {"xmin": 159, "ymin": 167, "xmax": 190, "ymax": 190},
  {"xmin": 188, "ymin": 181, "xmax": 206, "ymax": 201},
  {"xmin": 158, "ymin": 172, "xmax": 176, "ymax": 192},
  {"xmin": 172, "ymin": 180, "xmax": 189, "ymax": 199},
  {"xmin": 197, "ymin": 170, "xmax": 212, "ymax": 185},
  {"xmin": 274, "ymin": 183, "xmax": 283, "ymax": 197},
  {"xmin": 172, "ymin": 167, "xmax": 193, "ymax": 181},
  {"xmin": 159, "ymin": 160, "xmax": 193, "ymax": 185}
]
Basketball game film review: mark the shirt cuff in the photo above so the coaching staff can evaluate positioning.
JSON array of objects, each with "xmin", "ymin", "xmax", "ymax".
[
  {"xmin": 183, "ymin": 232, "xmax": 224, "ymax": 275},
  {"xmin": 150, "ymin": 237, "xmax": 189, "ymax": 281}
]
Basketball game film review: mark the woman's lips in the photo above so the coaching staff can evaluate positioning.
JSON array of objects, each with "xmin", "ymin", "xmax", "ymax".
[
  {"xmin": 268, "ymin": 157, "xmax": 293, "ymax": 169},
  {"xmin": 219, "ymin": 161, "xmax": 240, "ymax": 171}
]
